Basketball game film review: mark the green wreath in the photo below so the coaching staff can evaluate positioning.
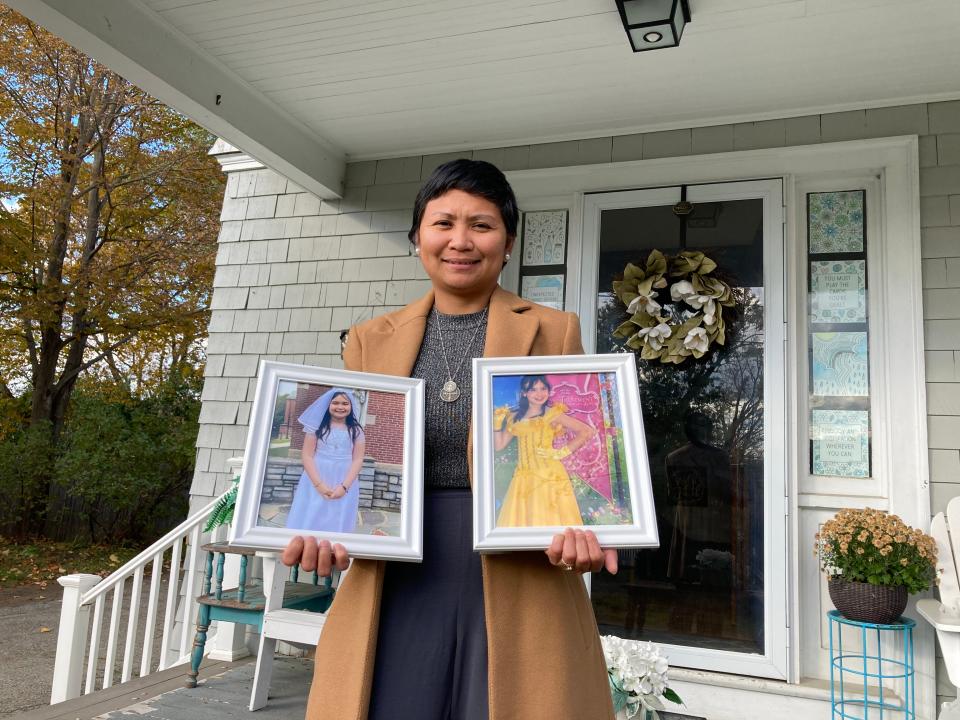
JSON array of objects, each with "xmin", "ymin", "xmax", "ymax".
[{"xmin": 612, "ymin": 249, "xmax": 735, "ymax": 364}]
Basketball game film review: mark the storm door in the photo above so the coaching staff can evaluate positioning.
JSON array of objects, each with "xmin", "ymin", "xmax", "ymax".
[{"xmin": 579, "ymin": 180, "xmax": 788, "ymax": 679}]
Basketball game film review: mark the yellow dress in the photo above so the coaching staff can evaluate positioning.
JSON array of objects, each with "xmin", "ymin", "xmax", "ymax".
[{"xmin": 496, "ymin": 402, "xmax": 584, "ymax": 527}]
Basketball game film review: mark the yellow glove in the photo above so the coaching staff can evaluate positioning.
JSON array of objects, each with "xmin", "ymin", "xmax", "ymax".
[{"xmin": 493, "ymin": 406, "xmax": 512, "ymax": 431}]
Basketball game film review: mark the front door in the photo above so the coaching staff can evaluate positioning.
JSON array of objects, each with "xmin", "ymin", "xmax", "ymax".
[{"xmin": 579, "ymin": 179, "xmax": 788, "ymax": 679}]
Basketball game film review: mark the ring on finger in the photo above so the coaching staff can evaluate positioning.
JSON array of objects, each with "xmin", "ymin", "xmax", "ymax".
[{"xmin": 558, "ymin": 560, "xmax": 574, "ymax": 571}]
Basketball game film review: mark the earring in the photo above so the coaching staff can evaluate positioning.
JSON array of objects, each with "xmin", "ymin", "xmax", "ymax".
[
  {"xmin": 504, "ymin": 253, "xmax": 511, "ymax": 262},
  {"xmin": 413, "ymin": 246, "xmax": 420, "ymax": 256}
]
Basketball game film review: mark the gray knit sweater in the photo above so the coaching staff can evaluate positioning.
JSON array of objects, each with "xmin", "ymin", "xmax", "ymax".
[{"xmin": 411, "ymin": 307, "xmax": 488, "ymax": 489}]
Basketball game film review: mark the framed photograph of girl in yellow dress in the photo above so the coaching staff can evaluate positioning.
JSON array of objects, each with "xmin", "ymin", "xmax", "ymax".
[{"xmin": 472, "ymin": 354, "xmax": 658, "ymax": 552}]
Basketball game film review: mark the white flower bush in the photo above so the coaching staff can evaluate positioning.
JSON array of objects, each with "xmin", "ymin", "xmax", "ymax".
[{"xmin": 601, "ymin": 636, "xmax": 683, "ymax": 719}]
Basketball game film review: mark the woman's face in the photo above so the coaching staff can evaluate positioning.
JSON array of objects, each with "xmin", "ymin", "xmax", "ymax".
[
  {"xmin": 328, "ymin": 394, "xmax": 353, "ymax": 420},
  {"xmin": 415, "ymin": 189, "xmax": 515, "ymax": 300},
  {"xmin": 523, "ymin": 381, "xmax": 550, "ymax": 408}
]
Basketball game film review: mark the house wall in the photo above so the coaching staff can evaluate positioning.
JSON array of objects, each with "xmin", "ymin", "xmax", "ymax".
[{"xmin": 197, "ymin": 100, "xmax": 960, "ymax": 705}]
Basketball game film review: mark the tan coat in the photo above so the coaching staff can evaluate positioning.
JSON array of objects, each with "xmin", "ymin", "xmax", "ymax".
[{"xmin": 305, "ymin": 286, "xmax": 615, "ymax": 720}]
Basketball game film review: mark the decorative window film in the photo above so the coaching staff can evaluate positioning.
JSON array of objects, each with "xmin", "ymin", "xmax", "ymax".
[
  {"xmin": 519, "ymin": 210, "xmax": 568, "ymax": 310},
  {"xmin": 810, "ymin": 260, "xmax": 866, "ymax": 324},
  {"xmin": 521, "ymin": 210, "xmax": 567, "ymax": 266},
  {"xmin": 521, "ymin": 274, "xmax": 565, "ymax": 310},
  {"xmin": 811, "ymin": 332, "xmax": 869, "ymax": 397},
  {"xmin": 808, "ymin": 191, "xmax": 865, "ymax": 254},
  {"xmin": 811, "ymin": 409, "xmax": 871, "ymax": 478},
  {"xmin": 807, "ymin": 190, "xmax": 871, "ymax": 479}
]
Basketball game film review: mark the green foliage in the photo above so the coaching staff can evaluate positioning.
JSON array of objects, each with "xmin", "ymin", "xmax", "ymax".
[
  {"xmin": 49, "ymin": 379, "xmax": 200, "ymax": 542},
  {"xmin": 0, "ymin": 420, "xmax": 55, "ymax": 533},
  {"xmin": 271, "ymin": 394, "xmax": 289, "ymax": 437},
  {"xmin": 0, "ymin": 379, "xmax": 200, "ymax": 542},
  {"xmin": 203, "ymin": 478, "xmax": 238, "ymax": 532},
  {"xmin": 662, "ymin": 688, "xmax": 683, "ymax": 705}
]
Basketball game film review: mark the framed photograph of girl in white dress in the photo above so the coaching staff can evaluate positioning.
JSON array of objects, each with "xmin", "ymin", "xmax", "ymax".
[
  {"xmin": 472, "ymin": 354, "xmax": 658, "ymax": 552},
  {"xmin": 230, "ymin": 361, "xmax": 424, "ymax": 561}
]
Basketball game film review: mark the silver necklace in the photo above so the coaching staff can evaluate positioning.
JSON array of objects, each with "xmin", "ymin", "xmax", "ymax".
[{"xmin": 435, "ymin": 308, "xmax": 487, "ymax": 403}]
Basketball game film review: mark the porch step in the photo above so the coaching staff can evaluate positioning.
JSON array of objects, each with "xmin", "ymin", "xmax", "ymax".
[{"xmin": 12, "ymin": 658, "xmax": 251, "ymax": 720}]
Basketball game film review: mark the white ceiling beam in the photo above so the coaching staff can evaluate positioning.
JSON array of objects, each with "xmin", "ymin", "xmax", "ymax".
[{"xmin": 8, "ymin": 0, "xmax": 344, "ymax": 199}]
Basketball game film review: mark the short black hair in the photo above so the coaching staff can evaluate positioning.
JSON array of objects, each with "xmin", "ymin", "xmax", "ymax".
[{"xmin": 407, "ymin": 159, "xmax": 519, "ymax": 245}]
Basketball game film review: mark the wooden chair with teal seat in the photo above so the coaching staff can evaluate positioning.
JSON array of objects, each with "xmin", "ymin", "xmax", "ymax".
[{"xmin": 185, "ymin": 542, "xmax": 335, "ymax": 688}]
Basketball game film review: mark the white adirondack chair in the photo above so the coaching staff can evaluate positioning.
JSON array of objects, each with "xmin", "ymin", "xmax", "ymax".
[
  {"xmin": 248, "ymin": 552, "xmax": 341, "ymax": 711},
  {"xmin": 917, "ymin": 497, "xmax": 960, "ymax": 720}
]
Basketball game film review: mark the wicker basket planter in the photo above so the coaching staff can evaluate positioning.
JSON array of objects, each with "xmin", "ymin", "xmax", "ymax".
[{"xmin": 828, "ymin": 578, "xmax": 907, "ymax": 625}]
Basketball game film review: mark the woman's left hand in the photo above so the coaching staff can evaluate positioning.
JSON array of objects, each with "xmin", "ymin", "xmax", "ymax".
[
  {"xmin": 546, "ymin": 528, "xmax": 618, "ymax": 574},
  {"xmin": 328, "ymin": 485, "xmax": 347, "ymax": 499}
]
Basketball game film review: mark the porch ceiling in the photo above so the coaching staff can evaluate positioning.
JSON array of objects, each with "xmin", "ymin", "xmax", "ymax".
[{"xmin": 10, "ymin": 0, "xmax": 960, "ymax": 196}]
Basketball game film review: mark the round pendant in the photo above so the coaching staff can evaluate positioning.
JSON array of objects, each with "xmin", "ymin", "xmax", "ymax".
[{"xmin": 440, "ymin": 379, "xmax": 460, "ymax": 403}]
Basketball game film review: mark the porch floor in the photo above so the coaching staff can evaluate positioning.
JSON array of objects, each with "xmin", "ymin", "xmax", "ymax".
[
  {"xmin": 15, "ymin": 656, "xmax": 706, "ymax": 720},
  {"xmin": 13, "ymin": 656, "xmax": 310, "ymax": 720}
]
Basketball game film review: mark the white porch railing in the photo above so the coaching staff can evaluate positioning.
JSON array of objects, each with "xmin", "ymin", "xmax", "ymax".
[{"xmin": 51, "ymin": 491, "xmax": 230, "ymax": 704}]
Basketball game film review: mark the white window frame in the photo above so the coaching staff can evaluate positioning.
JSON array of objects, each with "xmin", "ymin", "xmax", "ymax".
[
  {"xmin": 505, "ymin": 136, "xmax": 932, "ymax": 717},
  {"xmin": 578, "ymin": 180, "xmax": 788, "ymax": 680}
]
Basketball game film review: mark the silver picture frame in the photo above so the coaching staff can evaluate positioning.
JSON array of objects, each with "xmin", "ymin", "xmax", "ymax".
[
  {"xmin": 230, "ymin": 361, "xmax": 425, "ymax": 561},
  {"xmin": 472, "ymin": 353, "xmax": 658, "ymax": 552}
]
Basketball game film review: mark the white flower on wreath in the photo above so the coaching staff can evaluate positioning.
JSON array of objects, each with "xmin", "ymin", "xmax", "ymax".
[
  {"xmin": 671, "ymin": 280, "xmax": 718, "ymax": 325},
  {"xmin": 637, "ymin": 322, "xmax": 671, "ymax": 351},
  {"xmin": 683, "ymin": 326, "xmax": 709, "ymax": 354},
  {"xmin": 669, "ymin": 280, "xmax": 692, "ymax": 302},
  {"xmin": 627, "ymin": 291, "xmax": 661, "ymax": 316}
]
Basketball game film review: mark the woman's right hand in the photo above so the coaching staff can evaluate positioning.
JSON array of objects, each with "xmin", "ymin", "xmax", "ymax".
[{"xmin": 281, "ymin": 535, "xmax": 350, "ymax": 576}]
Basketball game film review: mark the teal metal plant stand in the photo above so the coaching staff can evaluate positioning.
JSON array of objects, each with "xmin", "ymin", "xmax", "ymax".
[
  {"xmin": 185, "ymin": 543, "xmax": 335, "ymax": 688},
  {"xmin": 828, "ymin": 610, "xmax": 915, "ymax": 719}
]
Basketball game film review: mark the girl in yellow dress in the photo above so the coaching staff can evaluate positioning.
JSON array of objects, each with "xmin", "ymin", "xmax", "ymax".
[{"xmin": 494, "ymin": 375, "xmax": 597, "ymax": 527}]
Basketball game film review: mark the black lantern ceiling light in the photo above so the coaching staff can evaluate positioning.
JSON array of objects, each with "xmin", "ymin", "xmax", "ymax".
[{"xmin": 615, "ymin": 0, "xmax": 691, "ymax": 52}]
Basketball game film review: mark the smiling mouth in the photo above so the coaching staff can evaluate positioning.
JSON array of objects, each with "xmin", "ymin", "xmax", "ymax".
[{"xmin": 442, "ymin": 258, "xmax": 480, "ymax": 266}]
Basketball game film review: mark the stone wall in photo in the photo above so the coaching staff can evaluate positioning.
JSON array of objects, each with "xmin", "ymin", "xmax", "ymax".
[{"xmin": 260, "ymin": 456, "xmax": 401, "ymax": 511}]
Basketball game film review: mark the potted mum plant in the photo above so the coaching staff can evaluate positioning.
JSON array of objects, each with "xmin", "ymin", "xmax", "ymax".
[
  {"xmin": 816, "ymin": 507, "xmax": 938, "ymax": 624},
  {"xmin": 601, "ymin": 635, "xmax": 683, "ymax": 720}
]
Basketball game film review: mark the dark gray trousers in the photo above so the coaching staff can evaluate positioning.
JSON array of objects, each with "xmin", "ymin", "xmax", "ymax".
[{"xmin": 368, "ymin": 490, "xmax": 489, "ymax": 720}]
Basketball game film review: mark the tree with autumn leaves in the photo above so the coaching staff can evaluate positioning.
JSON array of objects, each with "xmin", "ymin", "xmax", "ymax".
[{"xmin": 0, "ymin": 7, "xmax": 224, "ymax": 539}]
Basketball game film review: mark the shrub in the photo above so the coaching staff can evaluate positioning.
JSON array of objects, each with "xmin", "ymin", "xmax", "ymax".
[{"xmin": 50, "ymin": 379, "xmax": 200, "ymax": 542}]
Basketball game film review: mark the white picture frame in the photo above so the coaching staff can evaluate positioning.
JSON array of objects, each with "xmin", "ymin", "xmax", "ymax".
[
  {"xmin": 472, "ymin": 353, "xmax": 658, "ymax": 552},
  {"xmin": 230, "ymin": 361, "xmax": 425, "ymax": 562}
]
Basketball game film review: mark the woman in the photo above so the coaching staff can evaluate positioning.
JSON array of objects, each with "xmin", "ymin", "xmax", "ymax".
[
  {"xmin": 285, "ymin": 388, "xmax": 365, "ymax": 533},
  {"xmin": 494, "ymin": 375, "xmax": 596, "ymax": 528},
  {"xmin": 282, "ymin": 159, "xmax": 616, "ymax": 720}
]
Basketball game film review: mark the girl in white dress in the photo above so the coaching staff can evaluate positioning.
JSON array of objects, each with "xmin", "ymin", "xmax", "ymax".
[{"xmin": 286, "ymin": 388, "xmax": 366, "ymax": 533}]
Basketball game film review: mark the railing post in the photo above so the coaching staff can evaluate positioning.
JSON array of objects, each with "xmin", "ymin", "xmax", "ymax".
[
  {"xmin": 208, "ymin": 456, "xmax": 251, "ymax": 661},
  {"xmin": 51, "ymin": 574, "xmax": 101, "ymax": 703}
]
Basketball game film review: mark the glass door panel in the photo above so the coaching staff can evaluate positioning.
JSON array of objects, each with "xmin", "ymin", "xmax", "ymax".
[{"xmin": 582, "ymin": 181, "xmax": 787, "ymax": 679}]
